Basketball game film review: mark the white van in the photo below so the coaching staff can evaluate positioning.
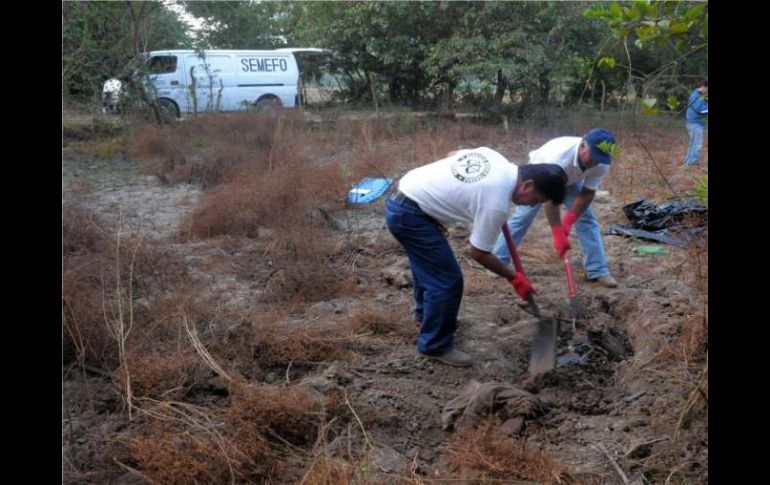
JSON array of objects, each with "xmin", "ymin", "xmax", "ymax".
[{"xmin": 129, "ymin": 49, "xmax": 303, "ymax": 118}]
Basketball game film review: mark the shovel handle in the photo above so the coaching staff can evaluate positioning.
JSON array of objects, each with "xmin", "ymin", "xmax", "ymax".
[
  {"xmin": 501, "ymin": 224, "xmax": 525, "ymax": 277},
  {"xmin": 563, "ymin": 254, "xmax": 577, "ymax": 299},
  {"xmin": 502, "ymin": 223, "xmax": 541, "ymax": 315}
]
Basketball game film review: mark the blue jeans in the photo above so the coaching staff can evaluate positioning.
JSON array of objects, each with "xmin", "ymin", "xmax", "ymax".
[
  {"xmin": 385, "ymin": 196, "xmax": 463, "ymax": 355},
  {"xmin": 492, "ymin": 182, "xmax": 609, "ymax": 279},
  {"xmin": 684, "ymin": 122, "xmax": 705, "ymax": 165}
]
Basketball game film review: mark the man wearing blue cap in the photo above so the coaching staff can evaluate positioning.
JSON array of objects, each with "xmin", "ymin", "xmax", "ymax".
[{"xmin": 492, "ymin": 128, "xmax": 619, "ymax": 287}]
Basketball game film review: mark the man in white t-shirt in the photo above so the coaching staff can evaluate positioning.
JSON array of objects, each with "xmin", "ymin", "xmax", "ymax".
[
  {"xmin": 385, "ymin": 147, "xmax": 567, "ymax": 367},
  {"xmin": 492, "ymin": 128, "xmax": 619, "ymax": 288}
]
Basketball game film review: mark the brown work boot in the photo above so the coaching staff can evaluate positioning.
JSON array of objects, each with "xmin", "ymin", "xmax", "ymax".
[
  {"xmin": 419, "ymin": 348, "xmax": 473, "ymax": 367},
  {"xmin": 589, "ymin": 274, "xmax": 618, "ymax": 288}
]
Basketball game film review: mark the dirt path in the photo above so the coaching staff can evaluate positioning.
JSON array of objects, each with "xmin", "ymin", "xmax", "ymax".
[{"xmin": 62, "ymin": 147, "xmax": 202, "ymax": 240}]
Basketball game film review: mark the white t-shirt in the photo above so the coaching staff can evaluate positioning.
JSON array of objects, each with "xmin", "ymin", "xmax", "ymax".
[
  {"xmin": 529, "ymin": 137, "xmax": 608, "ymax": 190},
  {"xmin": 398, "ymin": 147, "xmax": 517, "ymax": 252}
]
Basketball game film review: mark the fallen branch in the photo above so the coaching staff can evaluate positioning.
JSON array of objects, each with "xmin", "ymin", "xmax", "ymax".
[
  {"xmin": 113, "ymin": 458, "xmax": 159, "ymax": 484},
  {"xmin": 623, "ymin": 390, "xmax": 647, "ymax": 403},
  {"xmin": 344, "ymin": 388, "xmax": 372, "ymax": 451},
  {"xmin": 624, "ymin": 437, "xmax": 669, "ymax": 458},
  {"xmin": 590, "ymin": 442, "xmax": 630, "ymax": 485},
  {"xmin": 182, "ymin": 313, "xmax": 231, "ymax": 381}
]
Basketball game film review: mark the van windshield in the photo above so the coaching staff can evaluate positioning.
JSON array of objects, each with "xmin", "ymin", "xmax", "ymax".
[{"xmin": 149, "ymin": 56, "xmax": 177, "ymax": 74}]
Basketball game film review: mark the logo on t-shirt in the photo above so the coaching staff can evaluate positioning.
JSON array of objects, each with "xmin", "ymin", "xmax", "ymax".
[{"xmin": 451, "ymin": 152, "xmax": 490, "ymax": 183}]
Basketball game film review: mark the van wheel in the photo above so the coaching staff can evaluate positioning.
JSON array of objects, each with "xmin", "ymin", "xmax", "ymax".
[
  {"xmin": 254, "ymin": 97, "xmax": 281, "ymax": 116},
  {"xmin": 158, "ymin": 99, "xmax": 179, "ymax": 123}
]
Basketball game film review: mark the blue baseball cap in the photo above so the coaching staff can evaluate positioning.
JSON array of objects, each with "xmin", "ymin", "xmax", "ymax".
[{"xmin": 584, "ymin": 128, "xmax": 617, "ymax": 165}]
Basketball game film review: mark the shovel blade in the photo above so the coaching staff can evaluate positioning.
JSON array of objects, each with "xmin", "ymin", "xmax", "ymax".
[{"xmin": 528, "ymin": 318, "xmax": 558, "ymax": 375}]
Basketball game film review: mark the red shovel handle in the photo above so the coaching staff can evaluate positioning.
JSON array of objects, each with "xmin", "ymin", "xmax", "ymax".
[{"xmin": 501, "ymin": 224, "xmax": 525, "ymax": 277}]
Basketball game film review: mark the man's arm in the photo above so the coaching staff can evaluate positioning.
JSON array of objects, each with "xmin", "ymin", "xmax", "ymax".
[
  {"xmin": 469, "ymin": 245, "xmax": 516, "ymax": 279},
  {"xmin": 569, "ymin": 187, "xmax": 596, "ymax": 217},
  {"xmin": 561, "ymin": 187, "xmax": 595, "ymax": 234},
  {"xmin": 545, "ymin": 200, "xmax": 571, "ymax": 257},
  {"xmin": 544, "ymin": 201, "xmax": 561, "ymax": 227},
  {"xmin": 470, "ymin": 245, "xmax": 534, "ymax": 300}
]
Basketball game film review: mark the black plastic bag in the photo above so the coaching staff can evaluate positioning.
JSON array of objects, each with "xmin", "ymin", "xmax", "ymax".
[
  {"xmin": 606, "ymin": 198, "xmax": 707, "ymax": 247},
  {"xmin": 622, "ymin": 198, "xmax": 707, "ymax": 231}
]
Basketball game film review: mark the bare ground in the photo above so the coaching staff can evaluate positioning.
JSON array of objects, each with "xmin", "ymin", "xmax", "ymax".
[{"xmin": 62, "ymin": 113, "xmax": 707, "ymax": 484}]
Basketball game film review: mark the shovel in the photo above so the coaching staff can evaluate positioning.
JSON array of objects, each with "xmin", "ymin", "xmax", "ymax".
[{"xmin": 500, "ymin": 224, "xmax": 558, "ymax": 375}]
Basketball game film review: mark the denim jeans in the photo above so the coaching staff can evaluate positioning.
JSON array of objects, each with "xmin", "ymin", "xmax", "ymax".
[
  {"xmin": 385, "ymin": 195, "xmax": 463, "ymax": 355},
  {"xmin": 492, "ymin": 182, "xmax": 609, "ymax": 279},
  {"xmin": 684, "ymin": 122, "xmax": 705, "ymax": 165}
]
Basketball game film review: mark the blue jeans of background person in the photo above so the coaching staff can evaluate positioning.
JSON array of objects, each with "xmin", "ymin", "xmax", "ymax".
[
  {"xmin": 492, "ymin": 182, "xmax": 609, "ymax": 279},
  {"xmin": 385, "ymin": 196, "xmax": 463, "ymax": 356},
  {"xmin": 684, "ymin": 122, "xmax": 705, "ymax": 165}
]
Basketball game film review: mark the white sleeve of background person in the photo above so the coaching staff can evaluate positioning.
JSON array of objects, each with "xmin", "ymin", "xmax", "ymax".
[
  {"xmin": 529, "ymin": 136, "xmax": 589, "ymax": 187},
  {"xmin": 582, "ymin": 164, "xmax": 609, "ymax": 190},
  {"xmin": 398, "ymin": 147, "xmax": 517, "ymax": 251}
]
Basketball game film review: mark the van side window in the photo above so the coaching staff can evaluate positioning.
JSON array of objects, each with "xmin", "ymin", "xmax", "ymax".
[{"xmin": 149, "ymin": 56, "xmax": 177, "ymax": 74}]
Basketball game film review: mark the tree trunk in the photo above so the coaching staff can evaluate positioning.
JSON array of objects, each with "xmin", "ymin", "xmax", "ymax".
[
  {"xmin": 494, "ymin": 68, "xmax": 507, "ymax": 107},
  {"xmin": 125, "ymin": 1, "xmax": 163, "ymax": 124},
  {"xmin": 601, "ymin": 80, "xmax": 606, "ymax": 112},
  {"xmin": 539, "ymin": 71, "xmax": 551, "ymax": 106},
  {"xmin": 367, "ymin": 70, "xmax": 379, "ymax": 117},
  {"xmin": 445, "ymin": 80, "xmax": 456, "ymax": 111}
]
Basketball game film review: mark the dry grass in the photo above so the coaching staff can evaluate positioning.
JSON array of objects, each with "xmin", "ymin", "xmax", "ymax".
[
  {"xmin": 441, "ymin": 417, "xmax": 594, "ymax": 484},
  {"xmin": 260, "ymin": 252, "xmax": 362, "ymax": 309},
  {"xmin": 128, "ymin": 111, "xmax": 520, "ymax": 242},
  {"xmin": 64, "ymin": 115, "xmax": 127, "ymax": 158},
  {"xmin": 129, "ymin": 408, "xmax": 244, "ymax": 484},
  {"xmin": 63, "ymin": 204, "xmax": 132, "ymax": 369},
  {"xmin": 114, "ymin": 351, "xmax": 208, "ymax": 399},
  {"xmin": 347, "ymin": 302, "xmax": 414, "ymax": 340},
  {"xmin": 603, "ymin": 122, "xmax": 706, "ymax": 204},
  {"xmin": 299, "ymin": 455, "xmax": 358, "ymax": 485},
  {"xmin": 126, "ymin": 382, "xmax": 353, "ymax": 484},
  {"xmin": 62, "ymin": 205, "xmax": 203, "ymax": 370},
  {"xmin": 250, "ymin": 317, "xmax": 363, "ymax": 368}
]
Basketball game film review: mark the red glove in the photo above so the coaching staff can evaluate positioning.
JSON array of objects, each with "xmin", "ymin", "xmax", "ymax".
[
  {"xmin": 561, "ymin": 210, "xmax": 579, "ymax": 237},
  {"xmin": 509, "ymin": 273, "xmax": 536, "ymax": 301},
  {"xmin": 551, "ymin": 225, "xmax": 571, "ymax": 258}
]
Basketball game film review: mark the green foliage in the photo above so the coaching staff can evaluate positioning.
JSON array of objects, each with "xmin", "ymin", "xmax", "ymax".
[
  {"xmin": 181, "ymin": 1, "xmax": 292, "ymax": 49},
  {"xmin": 265, "ymin": 1, "xmax": 604, "ymax": 110},
  {"xmin": 585, "ymin": 1, "xmax": 707, "ymax": 50},
  {"xmin": 62, "ymin": 1, "xmax": 706, "ymax": 117},
  {"xmin": 691, "ymin": 173, "xmax": 708, "ymax": 205},
  {"xmin": 62, "ymin": 1, "xmax": 191, "ymax": 102},
  {"xmin": 598, "ymin": 56, "xmax": 617, "ymax": 69},
  {"xmin": 584, "ymin": 1, "xmax": 708, "ymax": 115}
]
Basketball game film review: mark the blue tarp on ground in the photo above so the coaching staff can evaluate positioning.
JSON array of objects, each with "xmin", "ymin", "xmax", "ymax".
[{"xmin": 347, "ymin": 177, "xmax": 393, "ymax": 204}]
